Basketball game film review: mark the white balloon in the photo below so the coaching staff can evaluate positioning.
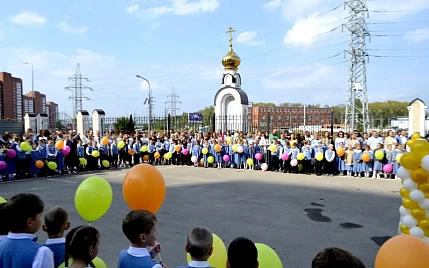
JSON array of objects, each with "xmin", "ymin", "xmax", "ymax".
[
  {"xmin": 403, "ymin": 179, "xmax": 418, "ymax": 191},
  {"xmin": 410, "ymin": 190, "xmax": 426, "ymax": 203},
  {"xmin": 424, "ymin": 237, "xmax": 429, "ymax": 244},
  {"xmin": 410, "ymin": 226, "xmax": 425, "ymax": 238},
  {"xmin": 419, "ymin": 199, "xmax": 429, "ymax": 210},
  {"xmin": 397, "ymin": 167, "xmax": 411, "ymax": 180},
  {"xmin": 403, "ymin": 215, "xmax": 418, "ymax": 228},
  {"xmin": 400, "ymin": 205, "xmax": 411, "ymax": 216},
  {"xmin": 422, "ymin": 155, "xmax": 429, "ymax": 173}
]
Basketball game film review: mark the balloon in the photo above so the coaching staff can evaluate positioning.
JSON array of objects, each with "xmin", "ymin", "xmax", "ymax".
[
  {"xmin": 400, "ymin": 188, "xmax": 410, "ymax": 198},
  {"xmin": 297, "ymin": 153, "xmax": 305, "ymax": 161},
  {"xmin": 269, "ymin": 145, "xmax": 276, "ymax": 153},
  {"xmin": 397, "ymin": 167, "xmax": 411, "ymax": 180},
  {"xmin": 255, "ymin": 243, "xmax": 283, "ymax": 268},
  {"xmin": 411, "ymin": 132, "xmax": 422, "ymax": 140},
  {"xmin": 182, "ymin": 149, "xmax": 189, "ymax": 155},
  {"xmin": 118, "ymin": 141, "xmax": 125, "ymax": 149},
  {"xmin": 200, "ymin": 159, "xmax": 204, "ymax": 167},
  {"xmin": 62, "ymin": 145, "xmax": 70, "ymax": 155},
  {"xmin": 186, "ymin": 233, "xmax": 227, "ymax": 268},
  {"xmin": 175, "ymin": 145, "xmax": 181, "ymax": 152},
  {"xmin": 291, "ymin": 159, "xmax": 298, "ymax": 167},
  {"xmin": 362, "ymin": 153, "xmax": 370, "ymax": 162},
  {"xmin": 223, "ymin": 155, "xmax": 230, "ymax": 162},
  {"xmin": 232, "ymin": 145, "xmax": 238, "ymax": 152},
  {"xmin": 128, "ymin": 150, "xmax": 135, "ymax": 156},
  {"xmin": 20, "ymin": 142, "xmax": 30, "ymax": 151},
  {"xmin": 59, "ymin": 257, "xmax": 107, "ymax": 268},
  {"xmin": 409, "ymin": 139, "xmax": 429, "ymax": 158},
  {"xmin": 403, "ymin": 179, "xmax": 418, "ymax": 191},
  {"xmin": 143, "ymin": 155, "xmax": 149, "ymax": 161},
  {"xmin": 255, "ymin": 153, "xmax": 262, "ymax": 160},
  {"xmin": 214, "ymin": 144, "xmax": 221, "ymax": 152},
  {"xmin": 402, "ymin": 215, "xmax": 417, "ymax": 228},
  {"xmin": 191, "ymin": 155, "xmax": 198, "ymax": 163},
  {"xmin": 154, "ymin": 152, "xmax": 160, "ymax": 159},
  {"xmin": 79, "ymin": 158, "xmax": 87, "ymax": 165},
  {"xmin": 7, "ymin": 149, "xmax": 16, "ymax": 158},
  {"xmin": 418, "ymin": 218, "xmax": 429, "ymax": 230},
  {"xmin": 396, "ymin": 153, "xmax": 403, "ymax": 163},
  {"xmin": 298, "ymin": 164, "xmax": 303, "ymax": 172},
  {"xmin": 419, "ymin": 199, "xmax": 429, "ymax": 210},
  {"xmin": 400, "ymin": 224, "xmax": 410, "ymax": 234},
  {"xmin": 410, "ymin": 190, "xmax": 426, "ymax": 203},
  {"xmin": 383, "ymin": 164, "xmax": 393, "ymax": 173},
  {"xmin": 247, "ymin": 158, "xmax": 254, "ymax": 166},
  {"xmin": 261, "ymin": 163, "xmax": 268, "ymax": 171},
  {"xmin": 123, "ymin": 164, "xmax": 166, "ymax": 213},
  {"xmin": 35, "ymin": 160, "xmax": 44, "ymax": 169},
  {"xmin": 375, "ymin": 150, "xmax": 384, "ymax": 160},
  {"xmin": 410, "ymin": 226, "xmax": 425, "ymax": 238},
  {"xmin": 140, "ymin": 146, "xmax": 148, "ymax": 152},
  {"xmin": 281, "ymin": 153, "xmax": 289, "ymax": 161},
  {"xmin": 402, "ymin": 198, "xmax": 418, "ymax": 210},
  {"xmin": 237, "ymin": 146, "xmax": 244, "ymax": 153},
  {"xmin": 92, "ymin": 151, "xmax": 99, "ymax": 157},
  {"xmin": 55, "ymin": 140, "xmax": 64, "ymax": 150},
  {"xmin": 165, "ymin": 152, "xmax": 172, "ymax": 159},
  {"xmin": 0, "ymin": 161, "xmax": 6, "ymax": 170},
  {"xmin": 101, "ymin": 137, "xmax": 108, "ymax": 145},
  {"xmin": 315, "ymin": 152, "xmax": 323, "ymax": 161},
  {"xmin": 411, "ymin": 208, "xmax": 426, "ymax": 220},
  {"xmin": 0, "ymin": 197, "xmax": 6, "ymax": 204},
  {"xmin": 400, "ymin": 205, "xmax": 411, "ymax": 216},
  {"xmin": 421, "ymin": 155, "xmax": 429, "ymax": 173},
  {"xmin": 401, "ymin": 153, "xmax": 421, "ymax": 170},
  {"xmin": 411, "ymin": 168, "xmax": 429, "ymax": 183},
  {"xmin": 48, "ymin": 162, "xmax": 57, "ymax": 170},
  {"xmin": 336, "ymin": 148, "xmax": 345, "ymax": 157},
  {"xmin": 75, "ymin": 176, "xmax": 113, "ymax": 222},
  {"xmin": 202, "ymin": 148, "xmax": 208, "ymax": 155},
  {"xmin": 102, "ymin": 160, "xmax": 110, "ymax": 168},
  {"xmin": 208, "ymin": 156, "xmax": 214, "ymax": 164}
]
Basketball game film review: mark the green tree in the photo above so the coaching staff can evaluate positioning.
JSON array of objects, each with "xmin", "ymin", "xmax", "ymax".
[
  {"xmin": 114, "ymin": 117, "xmax": 135, "ymax": 132},
  {"xmin": 55, "ymin": 120, "xmax": 65, "ymax": 129},
  {"xmin": 253, "ymin": 102, "xmax": 276, "ymax": 107}
]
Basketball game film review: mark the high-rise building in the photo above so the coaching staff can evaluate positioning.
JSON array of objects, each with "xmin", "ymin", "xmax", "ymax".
[
  {"xmin": 0, "ymin": 72, "xmax": 23, "ymax": 121},
  {"xmin": 25, "ymin": 91, "xmax": 47, "ymax": 114},
  {"xmin": 46, "ymin": 101, "xmax": 58, "ymax": 127},
  {"xmin": 23, "ymin": 95, "xmax": 34, "ymax": 114}
]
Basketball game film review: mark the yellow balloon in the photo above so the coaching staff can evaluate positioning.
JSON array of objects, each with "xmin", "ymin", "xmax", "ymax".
[
  {"xmin": 118, "ymin": 141, "xmax": 125, "ymax": 149},
  {"xmin": 140, "ymin": 146, "xmax": 148, "ymax": 152},
  {"xmin": 400, "ymin": 153, "xmax": 421, "ymax": 170},
  {"xmin": 411, "ymin": 132, "xmax": 422, "ymax": 140},
  {"xmin": 298, "ymin": 164, "xmax": 304, "ymax": 172},
  {"xmin": 297, "ymin": 153, "xmax": 305, "ymax": 161},
  {"xmin": 418, "ymin": 218, "xmax": 429, "ymax": 230},
  {"xmin": 411, "ymin": 168, "xmax": 429, "ymax": 184},
  {"xmin": 208, "ymin": 156, "xmax": 214, "ymax": 164},
  {"xmin": 396, "ymin": 153, "xmax": 403, "ymax": 163},
  {"xmin": 400, "ymin": 224, "xmax": 410, "ymax": 234},
  {"xmin": 0, "ymin": 196, "xmax": 6, "ymax": 204},
  {"xmin": 419, "ymin": 182, "xmax": 429, "ymax": 193},
  {"xmin": 409, "ymin": 139, "xmax": 429, "ymax": 158},
  {"xmin": 269, "ymin": 145, "xmax": 276, "ymax": 153},
  {"xmin": 59, "ymin": 257, "xmax": 107, "ymax": 268},
  {"xmin": 202, "ymin": 148, "xmax": 209, "ymax": 155},
  {"xmin": 92, "ymin": 151, "xmax": 99, "ymax": 157},
  {"xmin": 255, "ymin": 243, "xmax": 283, "ymax": 268},
  {"xmin": 411, "ymin": 207, "xmax": 426, "ymax": 220},
  {"xmin": 186, "ymin": 233, "xmax": 227, "ymax": 268},
  {"xmin": 402, "ymin": 198, "xmax": 418, "ymax": 210},
  {"xmin": 102, "ymin": 160, "xmax": 110, "ymax": 168},
  {"xmin": 400, "ymin": 188, "xmax": 410, "ymax": 199},
  {"xmin": 232, "ymin": 145, "xmax": 238, "ymax": 152},
  {"xmin": 75, "ymin": 176, "xmax": 113, "ymax": 223},
  {"xmin": 315, "ymin": 152, "xmax": 324, "ymax": 161}
]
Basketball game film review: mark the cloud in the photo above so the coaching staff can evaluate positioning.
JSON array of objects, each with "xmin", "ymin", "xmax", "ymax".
[
  {"xmin": 263, "ymin": 0, "xmax": 326, "ymax": 20},
  {"xmin": 58, "ymin": 22, "xmax": 88, "ymax": 34},
  {"xmin": 142, "ymin": 0, "xmax": 220, "ymax": 18},
  {"xmin": 404, "ymin": 28, "xmax": 429, "ymax": 43},
  {"xmin": 126, "ymin": 4, "xmax": 140, "ymax": 13},
  {"xmin": 237, "ymin": 31, "xmax": 266, "ymax": 46},
  {"xmin": 367, "ymin": 0, "xmax": 429, "ymax": 21},
  {"xmin": 10, "ymin": 11, "xmax": 47, "ymax": 26}
]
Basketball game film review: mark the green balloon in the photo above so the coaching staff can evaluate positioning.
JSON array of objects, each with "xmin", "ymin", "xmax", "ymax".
[
  {"xmin": 255, "ymin": 243, "xmax": 283, "ymax": 268},
  {"xmin": 48, "ymin": 161, "xmax": 57, "ymax": 170},
  {"xmin": 208, "ymin": 156, "xmax": 214, "ymax": 163},
  {"xmin": 59, "ymin": 257, "xmax": 107, "ymax": 268},
  {"xmin": 141, "ymin": 146, "xmax": 148, "ymax": 152},
  {"xmin": 118, "ymin": 141, "xmax": 125, "ymax": 149},
  {"xmin": 20, "ymin": 142, "xmax": 30, "ymax": 151},
  {"xmin": 79, "ymin": 158, "xmax": 87, "ymax": 165},
  {"xmin": 0, "ymin": 196, "xmax": 7, "ymax": 204},
  {"xmin": 75, "ymin": 176, "xmax": 113, "ymax": 222},
  {"xmin": 102, "ymin": 160, "xmax": 110, "ymax": 168},
  {"xmin": 92, "ymin": 151, "xmax": 99, "ymax": 157}
]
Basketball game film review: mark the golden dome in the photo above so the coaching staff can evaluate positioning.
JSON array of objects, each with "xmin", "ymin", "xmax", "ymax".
[{"xmin": 222, "ymin": 46, "xmax": 241, "ymax": 69}]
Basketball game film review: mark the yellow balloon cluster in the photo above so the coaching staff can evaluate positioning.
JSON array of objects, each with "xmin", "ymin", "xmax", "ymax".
[{"xmin": 397, "ymin": 133, "xmax": 429, "ymax": 242}]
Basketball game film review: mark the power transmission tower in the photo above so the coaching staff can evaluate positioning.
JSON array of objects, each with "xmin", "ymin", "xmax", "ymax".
[
  {"xmin": 166, "ymin": 87, "xmax": 181, "ymax": 129},
  {"xmin": 65, "ymin": 63, "xmax": 93, "ymax": 118},
  {"xmin": 343, "ymin": 0, "xmax": 370, "ymax": 132}
]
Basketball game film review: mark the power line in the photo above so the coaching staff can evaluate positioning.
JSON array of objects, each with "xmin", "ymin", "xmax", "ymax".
[
  {"xmin": 369, "ymin": 27, "xmax": 429, "ymax": 32},
  {"xmin": 369, "ymin": 9, "xmax": 429, "ymax": 13},
  {"xmin": 368, "ymin": 55, "xmax": 429, "ymax": 57},
  {"xmin": 65, "ymin": 64, "xmax": 93, "ymax": 118},
  {"xmin": 368, "ymin": 19, "xmax": 429, "ymax": 24}
]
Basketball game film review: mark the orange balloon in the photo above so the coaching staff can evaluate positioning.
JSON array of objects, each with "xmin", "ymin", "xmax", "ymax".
[
  {"xmin": 375, "ymin": 235, "xmax": 429, "ymax": 268},
  {"xmin": 400, "ymin": 188, "xmax": 410, "ymax": 199},
  {"xmin": 143, "ymin": 155, "xmax": 149, "ymax": 161},
  {"xmin": 122, "ymin": 164, "xmax": 166, "ymax": 213},
  {"xmin": 214, "ymin": 144, "xmax": 221, "ymax": 152},
  {"xmin": 35, "ymin": 160, "xmax": 44, "ymax": 168},
  {"xmin": 56, "ymin": 140, "xmax": 64, "ymax": 150},
  {"xmin": 200, "ymin": 158, "xmax": 204, "ymax": 167},
  {"xmin": 362, "ymin": 153, "xmax": 370, "ymax": 163},
  {"xmin": 336, "ymin": 148, "xmax": 345, "ymax": 157},
  {"xmin": 128, "ymin": 150, "xmax": 135, "ymax": 156},
  {"xmin": 154, "ymin": 152, "xmax": 160, "ymax": 159},
  {"xmin": 402, "ymin": 198, "xmax": 418, "ymax": 210},
  {"xmin": 400, "ymin": 153, "xmax": 421, "ymax": 170},
  {"xmin": 411, "ymin": 168, "xmax": 429, "ymax": 184},
  {"xmin": 101, "ymin": 137, "xmax": 108, "ymax": 145},
  {"xmin": 174, "ymin": 145, "xmax": 180, "ymax": 152}
]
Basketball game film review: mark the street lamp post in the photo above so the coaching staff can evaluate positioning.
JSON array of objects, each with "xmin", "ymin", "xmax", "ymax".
[
  {"xmin": 136, "ymin": 75, "xmax": 151, "ymax": 134},
  {"xmin": 23, "ymin": 62, "xmax": 34, "ymax": 113}
]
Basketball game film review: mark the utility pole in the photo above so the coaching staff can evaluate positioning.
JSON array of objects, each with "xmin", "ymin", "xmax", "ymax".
[
  {"xmin": 343, "ymin": 0, "xmax": 370, "ymax": 133},
  {"xmin": 166, "ymin": 87, "xmax": 181, "ymax": 129},
  {"xmin": 65, "ymin": 64, "xmax": 92, "ymax": 119}
]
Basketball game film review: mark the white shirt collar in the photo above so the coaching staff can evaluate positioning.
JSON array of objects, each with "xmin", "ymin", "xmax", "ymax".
[
  {"xmin": 189, "ymin": 260, "xmax": 210, "ymax": 267},
  {"xmin": 127, "ymin": 246, "xmax": 151, "ymax": 257},
  {"xmin": 7, "ymin": 232, "xmax": 36, "ymax": 240},
  {"xmin": 45, "ymin": 237, "xmax": 65, "ymax": 245}
]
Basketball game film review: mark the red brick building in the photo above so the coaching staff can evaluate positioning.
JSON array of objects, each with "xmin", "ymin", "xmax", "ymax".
[
  {"xmin": 0, "ymin": 72, "xmax": 23, "ymax": 121},
  {"xmin": 25, "ymin": 91, "xmax": 47, "ymax": 114},
  {"xmin": 46, "ymin": 101, "xmax": 58, "ymax": 126}
]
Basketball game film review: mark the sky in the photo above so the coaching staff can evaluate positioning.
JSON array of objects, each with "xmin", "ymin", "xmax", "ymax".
[{"xmin": 0, "ymin": 0, "xmax": 428, "ymax": 117}]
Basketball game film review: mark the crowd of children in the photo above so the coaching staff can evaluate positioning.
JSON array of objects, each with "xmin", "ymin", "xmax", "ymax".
[{"xmin": 0, "ymin": 193, "xmax": 366, "ymax": 267}]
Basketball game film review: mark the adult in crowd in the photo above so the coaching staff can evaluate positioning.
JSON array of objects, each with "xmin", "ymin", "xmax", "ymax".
[{"xmin": 367, "ymin": 130, "xmax": 383, "ymax": 151}]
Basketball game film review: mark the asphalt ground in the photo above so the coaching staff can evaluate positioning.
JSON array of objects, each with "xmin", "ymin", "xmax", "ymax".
[{"xmin": 0, "ymin": 166, "xmax": 402, "ymax": 268}]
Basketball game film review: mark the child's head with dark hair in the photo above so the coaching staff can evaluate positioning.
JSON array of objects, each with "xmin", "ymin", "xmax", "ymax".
[
  {"xmin": 42, "ymin": 206, "xmax": 70, "ymax": 238},
  {"xmin": 227, "ymin": 237, "xmax": 258, "ymax": 268},
  {"xmin": 122, "ymin": 210, "xmax": 158, "ymax": 247},
  {"xmin": 0, "ymin": 202, "xmax": 9, "ymax": 235},
  {"xmin": 65, "ymin": 225, "xmax": 100, "ymax": 268},
  {"xmin": 185, "ymin": 227, "xmax": 213, "ymax": 261},
  {"xmin": 312, "ymin": 247, "xmax": 366, "ymax": 268},
  {"xmin": 6, "ymin": 193, "xmax": 44, "ymax": 233}
]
